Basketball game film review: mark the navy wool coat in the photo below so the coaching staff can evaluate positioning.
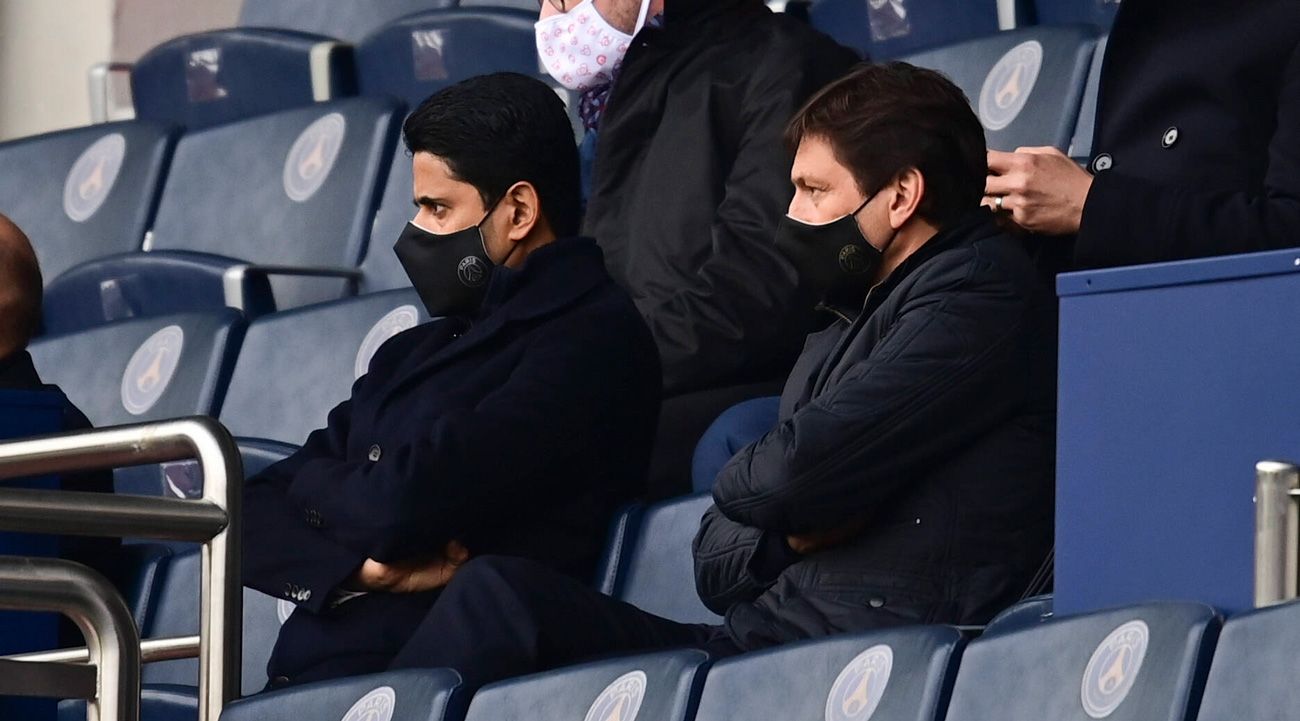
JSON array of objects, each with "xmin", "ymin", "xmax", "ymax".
[{"xmin": 243, "ymin": 237, "xmax": 661, "ymax": 685}]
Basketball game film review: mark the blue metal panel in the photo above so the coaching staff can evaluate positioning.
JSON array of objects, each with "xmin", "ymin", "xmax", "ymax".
[{"xmin": 1056, "ymin": 249, "xmax": 1300, "ymax": 615}]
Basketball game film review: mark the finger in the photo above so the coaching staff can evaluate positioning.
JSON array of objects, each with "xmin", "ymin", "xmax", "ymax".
[
  {"xmin": 1017, "ymin": 146, "xmax": 1064, "ymax": 157},
  {"xmin": 986, "ymin": 150, "xmax": 1019, "ymax": 173},
  {"xmin": 984, "ymin": 173, "xmax": 1017, "ymax": 197}
]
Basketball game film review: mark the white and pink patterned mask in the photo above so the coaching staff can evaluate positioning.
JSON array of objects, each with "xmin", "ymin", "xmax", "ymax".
[{"xmin": 535, "ymin": 0, "xmax": 653, "ymax": 92}]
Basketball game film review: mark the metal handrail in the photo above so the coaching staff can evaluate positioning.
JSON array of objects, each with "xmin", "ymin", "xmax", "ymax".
[
  {"xmin": 0, "ymin": 417, "xmax": 242, "ymax": 721},
  {"xmin": 1254, "ymin": 460, "xmax": 1300, "ymax": 607},
  {"xmin": 0, "ymin": 557, "xmax": 140, "ymax": 721}
]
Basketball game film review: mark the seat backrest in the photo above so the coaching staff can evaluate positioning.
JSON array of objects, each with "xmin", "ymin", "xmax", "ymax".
[
  {"xmin": 695, "ymin": 625, "xmax": 964, "ymax": 721},
  {"xmin": 1196, "ymin": 599, "xmax": 1300, "ymax": 721},
  {"xmin": 354, "ymin": 8, "xmax": 540, "ymax": 109},
  {"xmin": 981, "ymin": 594, "xmax": 1055, "ymax": 636},
  {"xmin": 238, "ymin": 0, "xmax": 455, "ymax": 41},
  {"xmin": 147, "ymin": 98, "xmax": 401, "ymax": 308},
  {"xmin": 0, "ymin": 121, "xmax": 174, "ymax": 282},
  {"xmin": 1034, "ymin": 0, "xmax": 1119, "ymax": 29},
  {"xmin": 140, "ymin": 547, "xmax": 300, "ymax": 695},
  {"xmin": 27, "ymin": 310, "xmax": 245, "ymax": 428},
  {"xmin": 809, "ymin": 0, "xmax": 1012, "ymax": 59},
  {"xmin": 1068, "ymin": 33, "xmax": 1107, "ymax": 161},
  {"xmin": 132, "ymin": 29, "xmax": 356, "ymax": 130},
  {"xmin": 900, "ymin": 25, "xmax": 1099, "ymax": 151},
  {"xmin": 607, "ymin": 492, "xmax": 721, "ymax": 625},
  {"xmin": 219, "ymin": 289, "xmax": 428, "ymax": 445},
  {"xmin": 218, "ymin": 669, "xmax": 468, "ymax": 721},
  {"xmin": 464, "ymin": 650, "xmax": 709, "ymax": 721},
  {"xmin": 945, "ymin": 602, "xmax": 1220, "ymax": 721}
]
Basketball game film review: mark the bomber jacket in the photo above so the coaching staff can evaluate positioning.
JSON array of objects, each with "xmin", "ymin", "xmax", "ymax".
[{"xmin": 693, "ymin": 211, "xmax": 1056, "ymax": 649}]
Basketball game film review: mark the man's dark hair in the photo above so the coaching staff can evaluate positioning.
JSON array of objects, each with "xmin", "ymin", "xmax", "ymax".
[
  {"xmin": 0, "ymin": 214, "xmax": 43, "ymax": 354},
  {"xmin": 786, "ymin": 62, "xmax": 987, "ymax": 226},
  {"xmin": 403, "ymin": 73, "xmax": 581, "ymax": 237}
]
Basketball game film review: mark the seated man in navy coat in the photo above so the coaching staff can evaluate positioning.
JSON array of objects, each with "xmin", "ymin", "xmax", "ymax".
[{"xmin": 242, "ymin": 73, "xmax": 662, "ymax": 687}]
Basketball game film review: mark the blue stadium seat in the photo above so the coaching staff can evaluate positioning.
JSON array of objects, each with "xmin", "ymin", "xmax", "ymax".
[
  {"xmin": 0, "ymin": 121, "xmax": 174, "ymax": 286},
  {"xmin": 238, "ymin": 0, "xmax": 455, "ymax": 42},
  {"xmin": 59, "ymin": 685, "xmax": 198, "ymax": 721},
  {"xmin": 690, "ymin": 395, "xmax": 779, "ymax": 493},
  {"xmin": 218, "ymin": 289, "xmax": 428, "ymax": 446},
  {"xmin": 26, "ymin": 311, "xmax": 245, "ymax": 495},
  {"xmin": 464, "ymin": 650, "xmax": 709, "ymax": 721},
  {"xmin": 1033, "ymin": 0, "xmax": 1119, "ymax": 30},
  {"xmin": 809, "ymin": 0, "xmax": 1027, "ymax": 59},
  {"xmin": 353, "ymin": 8, "xmax": 545, "ymax": 291},
  {"xmin": 1068, "ymin": 34, "xmax": 1106, "ymax": 161},
  {"xmin": 593, "ymin": 504, "xmax": 643, "ymax": 596},
  {"xmin": 1196, "ymin": 600, "xmax": 1300, "ymax": 720},
  {"xmin": 219, "ymin": 670, "xmax": 468, "ymax": 721},
  {"xmin": 982, "ymin": 594, "xmax": 1054, "ymax": 636},
  {"xmin": 132, "ymin": 29, "xmax": 356, "ymax": 130},
  {"xmin": 944, "ymin": 602, "xmax": 1220, "ymax": 721},
  {"xmin": 695, "ymin": 626, "xmax": 964, "ymax": 721},
  {"xmin": 901, "ymin": 26, "xmax": 1100, "ymax": 151},
  {"xmin": 603, "ymin": 492, "xmax": 722, "ymax": 624},
  {"xmin": 43, "ymin": 98, "xmax": 402, "ymax": 334},
  {"xmin": 140, "ymin": 547, "xmax": 297, "ymax": 695}
]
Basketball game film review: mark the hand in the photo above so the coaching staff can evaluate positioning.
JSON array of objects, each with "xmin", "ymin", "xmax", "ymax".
[
  {"xmin": 985, "ymin": 147, "xmax": 1094, "ymax": 235},
  {"xmin": 786, "ymin": 520, "xmax": 865, "ymax": 555},
  {"xmin": 349, "ymin": 540, "xmax": 470, "ymax": 593}
]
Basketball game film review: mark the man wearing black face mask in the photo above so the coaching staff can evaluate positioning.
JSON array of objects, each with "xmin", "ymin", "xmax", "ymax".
[
  {"xmin": 241, "ymin": 72, "xmax": 661, "ymax": 688},
  {"xmin": 374, "ymin": 63, "xmax": 1057, "ymax": 689}
]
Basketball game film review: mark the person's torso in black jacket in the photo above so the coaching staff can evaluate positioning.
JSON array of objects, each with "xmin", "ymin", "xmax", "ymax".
[
  {"xmin": 0, "ymin": 351, "xmax": 119, "ymax": 575},
  {"xmin": 243, "ymin": 238, "xmax": 662, "ymax": 685},
  {"xmin": 584, "ymin": 0, "xmax": 859, "ymax": 394},
  {"xmin": 696, "ymin": 213, "xmax": 1056, "ymax": 650},
  {"xmin": 1075, "ymin": 0, "xmax": 1300, "ymax": 268}
]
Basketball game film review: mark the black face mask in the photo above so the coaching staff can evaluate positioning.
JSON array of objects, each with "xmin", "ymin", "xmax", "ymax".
[
  {"xmin": 774, "ymin": 196, "xmax": 883, "ymax": 310},
  {"xmin": 394, "ymin": 203, "xmax": 507, "ymax": 318}
]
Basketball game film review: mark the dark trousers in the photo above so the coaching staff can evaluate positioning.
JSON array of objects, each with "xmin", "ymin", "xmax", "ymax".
[{"xmin": 389, "ymin": 555, "xmax": 740, "ymax": 688}]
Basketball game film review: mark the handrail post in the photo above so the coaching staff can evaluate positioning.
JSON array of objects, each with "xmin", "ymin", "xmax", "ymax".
[
  {"xmin": 0, "ymin": 417, "xmax": 242, "ymax": 721},
  {"xmin": 0, "ymin": 557, "xmax": 140, "ymax": 721},
  {"xmin": 1254, "ymin": 460, "xmax": 1300, "ymax": 607}
]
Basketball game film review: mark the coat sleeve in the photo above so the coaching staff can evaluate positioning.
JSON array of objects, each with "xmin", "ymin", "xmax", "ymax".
[
  {"xmin": 693, "ymin": 504, "xmax": 801, "ymax": 615},
  {"xmin": 712, "ymin": 252, "xmax": 1041, "ymax": 533},
  {"xmin": 641, "ymin": 48, "xmax": 856, "ymax": 394},
  {"xmin": 242, "ymin": 393, "xmax": 367, "ymax": 614},
  {"xmin": 1075, "ymin": 42, "xmax": 1300, "ymax": 268},
  {"xmin": 283, "ymin": 312, "xmax": 655, "ymax": 562}
]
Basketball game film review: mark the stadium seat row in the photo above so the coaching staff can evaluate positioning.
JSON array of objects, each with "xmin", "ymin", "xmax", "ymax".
[
  {"xmin": 68, "ymin": 596, "xmax": 1300, "ymax": 721},
  {"xmin": 3, "ymin": 14, "xmax": 1110, "ymax": 339}
]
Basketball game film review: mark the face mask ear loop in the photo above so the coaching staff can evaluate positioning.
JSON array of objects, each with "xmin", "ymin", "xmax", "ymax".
[
  {"xmin": 633, "ymin": 0, "xmax": 653, "ymax": 35},
  {"xmin": 477, "ymin": 190, "xmax": 520, "ymax": 267}
]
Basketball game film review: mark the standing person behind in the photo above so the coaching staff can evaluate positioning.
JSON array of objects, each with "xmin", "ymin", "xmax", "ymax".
[
  {"xmin": 242, "ymin": 73, "xmax": 661, "ymax": 688},
  {"xmin": 984, "ymin": 0, "xmax": 1300, "ymax": 270},
  {"xmin": 381, "ymin": 64, "xmax": 1057, "ymax": 688},
  {"xmin": 536, "ymin": 0, "xmax": 859, "ymax": 497}
]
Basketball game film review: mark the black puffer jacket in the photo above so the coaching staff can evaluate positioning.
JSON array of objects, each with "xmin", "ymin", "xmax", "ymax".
[
  {"xmin": 585, "ymin": 0, "xmax": 858, "ymax": 395},
  {"xmin": 693, "ymin": 212, "xmax": 1055, "ymax": 649}
]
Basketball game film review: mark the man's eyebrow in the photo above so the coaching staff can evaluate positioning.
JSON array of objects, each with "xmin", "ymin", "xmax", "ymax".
[{"xmin": 412, "ymin": 196, "xmax": 448, "ymax": 208}]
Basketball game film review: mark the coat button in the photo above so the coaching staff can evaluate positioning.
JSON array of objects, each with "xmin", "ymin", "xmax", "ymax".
[
  {"xmin": 868, "ymin": 597, "xmax": 885, "ymax": 608},
  {"xmin": 1090, "ymin": 153, "xmax": 1113, "ymax": 172},
  {"xmin": 368, "ymin": 445, "xmax": 382, "ymax": 462},
  {"xmin": 1161, "ymin": 126, "xmax": 1179, "ymax": 148}
]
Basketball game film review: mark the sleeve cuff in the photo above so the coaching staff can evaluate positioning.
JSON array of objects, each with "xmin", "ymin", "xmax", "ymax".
[{"xmin": 745, "ymin": 531, "xmax": 801, "ymax": 585}]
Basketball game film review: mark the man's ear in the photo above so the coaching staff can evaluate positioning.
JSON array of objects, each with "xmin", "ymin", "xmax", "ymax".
[
  {"xmin": 887, "ymin": 167, "xmax": 926, "ymax": 230},
  {"xmin": 503, "ymin": 181, "xmax": 541, "ymax": 242}
]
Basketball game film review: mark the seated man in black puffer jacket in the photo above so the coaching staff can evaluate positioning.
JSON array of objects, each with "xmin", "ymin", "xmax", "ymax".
[{"xmin": 384, "ymin": 63, "xmax": 1056, "ymax": 687}]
